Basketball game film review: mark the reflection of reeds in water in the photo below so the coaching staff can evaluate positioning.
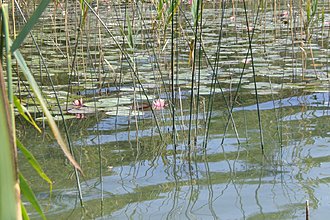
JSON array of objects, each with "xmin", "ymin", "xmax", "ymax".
[
  {"xmin": 12, "ymin": 0, "xmax": 325, "ymax": 142},
  {"xmin": 8, "ymin": 0, "xmax": 330, "ymax": 217},
  {"xmin": 12, "ymin": 1, "xmax": 328, "ymax": 145}
]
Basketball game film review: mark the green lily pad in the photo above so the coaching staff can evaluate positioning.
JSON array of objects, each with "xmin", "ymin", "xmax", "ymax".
[
  {"xmin": 105, "ymin": 110, "xmax": 143, "ymax": 116},
  {"xmin": 251, "ymin": 90, "xmax": 279, "ymax": 95},
  {"xmin": 83, "ymin": 101, "xmax": 113, "ymax": 108},
  {"xmin": 35, "ymin": 115, "xmax": 77, "ymax": 121},
  {"xmin": 84, "ymin": 97, "xmax": 132, "ymax": 108},
  {"xmin": 100, "ymin": 106, "xmax": 131, "ymax": 112},
  {"xmin": 67, "ymin": 107, "xmax": 96, "ymax": 114},
  {"xmin": 99, "ymin": 97, "xmax": 132, "ymax": 105},
  {"xmin": 242, "ymin": 82, "xmax": 281, "ymax": 90},
  {"xmin": 119, "ymin": 87, "xmax": 136, "ymax": 92}
]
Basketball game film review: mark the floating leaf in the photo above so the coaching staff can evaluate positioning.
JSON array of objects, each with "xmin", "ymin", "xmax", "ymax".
[
  {"xmin": 105, "ymin": 110, "xmax": 143, "ymax": 116},
  {"xmin": 83, "ymin": 101, "xmax": 114, "ymax": 108},
  {"xmin": 100, "ymin": 106, "xmax": 131, "ymax": 112},
  {"xmin": 195, "ymin": 87, "xmax": 224, "ymax": 95},
  {"xmin": 99, "ymin": 97, "xmax": 132, "ymax": 105},
  {"xmin": 250, "ymin": 90, "xmax": 279, "ymax": 95},
  {"xmin": 242, "ymin": 82, "xmax": 281, "ymax": 90},
  {"xmin": 119, "ymin": 87, "xmax": 136, "ymax": 92},
  {"xmin": 67, "ymin": 107, "xmax": 95, "ymax": 114},
  {"xmin": 35, "ymin": 115, "xmax": 77, "ymax": 121}
]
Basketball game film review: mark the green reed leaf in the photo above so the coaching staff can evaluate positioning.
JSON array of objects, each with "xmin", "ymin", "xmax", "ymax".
[
  {"xmin": 126, "ymin": 14, "xmax": 134, "ymax": 49},
  {"xmin": 11, "ymin": 0, "xmax": 51, "ymax": 52},
  {"xmin": 312, "ymin": 0, "xmax": 318, "ymax": 18},
  {"xmin": 14, "ymin": 96, "xmax": 41, "ymax": 133},
  {"xmin": 0, "ymin": 72, "xmax": 17, "ymax": 220},
  {"xmin": 165, "ymin": 0, "xmax": 180, "ymax": 30},
  {"xmin": 19, "ymin": 173, "xmax": 46, "ymax": 220},
  {"xmin": 157, "ymin": 0, "xmax": 164, "ymax": 19},
  {"xmin": 12, "ymin": 43, "xmax": 83, "ymax": 174},
  {"xmin": 17, "ymin": 139, "xmax": 52, "ymax": 191},
  {"xmin": 306, "ymin": 0, "xmax": 311, "ymax": 23},
  {"xmin": 21, "ymin": 202, "xmax": 30, "ymax": 220}
]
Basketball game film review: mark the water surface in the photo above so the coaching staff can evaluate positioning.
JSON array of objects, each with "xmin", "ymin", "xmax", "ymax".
[{"xmin": 17, "ymin": 1, "xmax": 330, "ymax": 219}]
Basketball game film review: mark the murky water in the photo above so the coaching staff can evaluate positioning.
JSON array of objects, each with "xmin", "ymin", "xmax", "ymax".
[{"xmin": 17, "ymin": 1, "xmax": 330, "ymax": 219}]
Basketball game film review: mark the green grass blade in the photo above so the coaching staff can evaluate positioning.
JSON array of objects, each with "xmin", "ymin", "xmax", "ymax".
[
  {"xmin": 157, "ymin": 0, "xmax": 163, "ymax": 19},
  {"xmin": 312, "ymin": 0, "xmax": 318, "ymax": 17},
  {"xmin": 12, "ymin": 44, "xmax": 83, "ymax": 174},
  {"xmin": 126, "ymin": 14, "xmax": 134, "ymax": 49},
  {"xmin": 21, "ymin": 202, "xmax": 30, "ymax": 220},
  {"xmin": 17, "ymin": 139, "xmax": 52, "ymax": 191},
  {"xmin": 165, "ymin": 0, "xmax": 180, "ymax": 28},
  {"xmin": 306, "ymin": 0, "xmax": 311, "ymax": 23},
  {"xmin": 0, "ymin": 71, "xmax": 17, "ymax": 220},
  {"xmin": 11, "ymin": 0, "xmax": 51, "ymax": 52},
  {"xmin": 2, "ymin": 4, "xmax": 13, "ymax": 105},
  {"xmin": 19, "ymin": 173, "xmax": 46, "ymax": 220},
  {"xmin": 191, "ymin": 0, "xmax": 198, "ymax": 24},
  {"xmin": 14, "ymin": 96, "xmax": 41, "ymax": 133}
]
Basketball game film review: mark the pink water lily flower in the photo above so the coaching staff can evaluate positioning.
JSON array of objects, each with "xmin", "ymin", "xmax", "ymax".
[
  {"xmin": 242, "ymin": 58, "xmax": 252, "ymax": 64},
  {"xmin": 229, "ymin": 16, "xmax": 236, "ymax": 22},
  {"xmin": 73, "ymin": 98, "xmax": 83, "ymax": 108},
  {"xmin": 153, "ymin": 98, "xmax": 166, "ymax": 109}
]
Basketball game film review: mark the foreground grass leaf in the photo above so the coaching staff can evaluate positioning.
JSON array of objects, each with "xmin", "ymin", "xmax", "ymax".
[
  {"xmin": 17, "ymin": 139, "xmax": 52, "ymax": 191},
  {"xmin": 13, "ymin": 44, "xmax": 82, "ymax": 173},
  {"xmin": 19, "ymin": 173, "xmax": 46, "ymax": 220},
  {"xmin": 0, "ymin": 70, "xmax": 17, "ymax": 220},
  {"xmin": 21, "ymin": 202, "xmax": 30, "ymax": 220},
  {"xmin": 11, "ymin": 0, "xmax": 51, "ymax": 52},
  {"xmin": 14, "ymin": 96, "xmax": 41, "ymax": 133}
]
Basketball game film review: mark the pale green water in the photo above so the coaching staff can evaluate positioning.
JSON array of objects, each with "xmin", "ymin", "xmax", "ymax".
[{"xmin": 17, "ymin": 0, "xmax": 330, "ymax": 219}]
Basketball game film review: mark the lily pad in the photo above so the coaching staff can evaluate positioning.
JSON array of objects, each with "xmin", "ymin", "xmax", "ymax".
[
  {"xmin": 84, "ymin": 97, "xmax": 132, "ymax": 108},
  {"xmin": 105, "ymin": 110, "xmax": 143, "ymax": 116},
  {"xmin": 242, "ymin": 82, "xmax": 281, "ymax": 90},
  {"xmin": 100, "ymin": 106, "xmax": 131, "ymax": 112},
  {"xmin": 119, "ymin": 87, "xmax": 137, "ymax": 92},
  {"xmin": 83, "ymin": 101, "xmax": 116, "ymax": 108},
  {"xmin": 251, "ymin": 90, "xmax": 279, "ymax": 95},
  {"xmin": 98, "ymin": 97, "xmax": 132, "ymax": 104},
  {"xmin": 35, "ymin": 115, "xmax": 77, "ymax": 121},
  {"xmin": 67, "ymin": 107, "xmax": 96, "ymax": 114}
]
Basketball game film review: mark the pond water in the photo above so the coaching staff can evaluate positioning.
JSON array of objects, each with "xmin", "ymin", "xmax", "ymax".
[{"xmin": 17, "ymin": 0, "xmax": 330, "ymax": 219}]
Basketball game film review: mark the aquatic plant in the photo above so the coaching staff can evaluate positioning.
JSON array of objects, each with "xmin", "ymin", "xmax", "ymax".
[
  {"xmin": 153, "ymin": 98, "xmax": 166, "ymax": 109},
  {"xmin": 2, "ymin": 0, "xmax": 330, "ymax": 218},
  {"xmin": 0, "ymin": 1, "xmax": 82, "ymax": 219},
  {"xmin": 73, "ymin": 98, "xmax": 84, "ymax": 108}
]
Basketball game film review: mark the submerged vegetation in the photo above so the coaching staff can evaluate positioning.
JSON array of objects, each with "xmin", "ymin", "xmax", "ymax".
[{"xmin": 1, "ymin": 0, "xmax": 329, "ymax": 219}]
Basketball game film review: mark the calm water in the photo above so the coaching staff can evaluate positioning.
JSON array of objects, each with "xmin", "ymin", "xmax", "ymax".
[{"xmin": 17, "ymin": 1, "xmax": 330, "ymax": 219}]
